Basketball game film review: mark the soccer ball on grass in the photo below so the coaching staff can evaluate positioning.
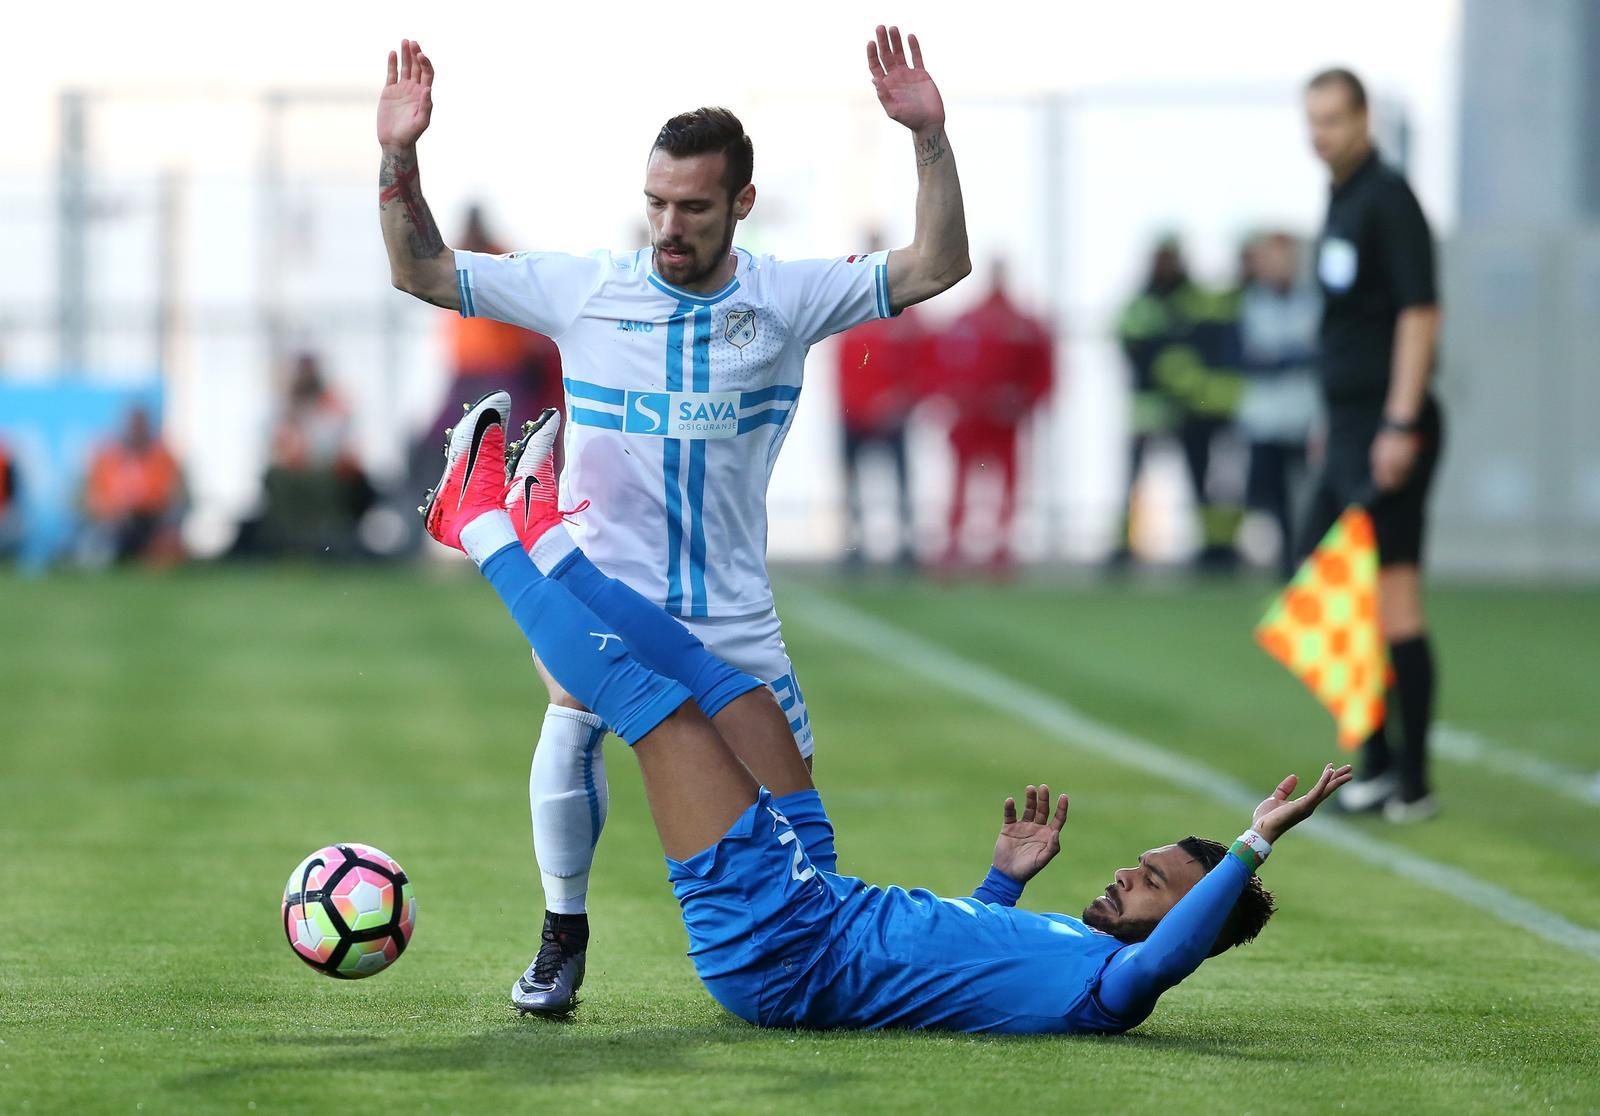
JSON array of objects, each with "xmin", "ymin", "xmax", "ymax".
[{"xmin": 282, "ymin": 843, "xmax": 416, "ymax": 979}]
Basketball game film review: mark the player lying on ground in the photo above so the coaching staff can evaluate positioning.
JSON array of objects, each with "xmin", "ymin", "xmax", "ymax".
[{"xmin": 421, "ymin": 394, "xmax": 1354, "ymax": 1033}]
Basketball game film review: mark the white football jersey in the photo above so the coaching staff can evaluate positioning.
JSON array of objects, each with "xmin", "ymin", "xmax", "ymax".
[{"xmin": 455, "ymin": 246, "xmax": 893, "ymax": 617}]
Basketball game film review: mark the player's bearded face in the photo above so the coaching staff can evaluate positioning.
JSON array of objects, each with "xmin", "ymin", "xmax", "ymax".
[
  {"xmin": 1081, "ymin": 844, "xmax": 1202, "ymax": 945},
  {"xmin": 653, "ymin": 209, "xmax": 736, "ymax": 288},
  {"xmin": 644, "ymin": 150, "xmax": 746, "ymax": 288}
]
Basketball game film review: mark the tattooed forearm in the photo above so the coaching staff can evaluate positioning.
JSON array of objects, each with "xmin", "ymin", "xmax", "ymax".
[
  {"xmin": 915, "ymin": 128, "xmax": 947, "ymax": 169},
  {"xmin": 379, "ymin": 150, "xmax": 446, "ymax": 260}
]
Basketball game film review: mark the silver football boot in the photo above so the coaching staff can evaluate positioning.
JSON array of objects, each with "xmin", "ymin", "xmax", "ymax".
[{"xmin": 511, "ymin": 911, "xmax": 587, "ymax": 1018}]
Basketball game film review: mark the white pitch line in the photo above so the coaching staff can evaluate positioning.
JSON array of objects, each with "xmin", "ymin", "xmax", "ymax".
[
  {"xmin": 789, "ymin": 590, "xmax": 1600, "ymax": 963},
  {"xmin": 1434, "ymin": 722, "xmax": 1600, "ymax": 806}
]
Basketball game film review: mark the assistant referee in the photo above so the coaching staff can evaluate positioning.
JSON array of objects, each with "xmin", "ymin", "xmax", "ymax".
[{"xmin": 1300, "ymin": 68, "xmax": 1443, "ymax": 823}]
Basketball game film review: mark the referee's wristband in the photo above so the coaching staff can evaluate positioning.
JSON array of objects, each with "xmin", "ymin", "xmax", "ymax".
[
  {"xmin": 1380, "ymin": 415, "xmax": 1421, "ymax": 434},
  {"xmin": 1228, "ymin": 829, "xmax": 1272, "ymax": 873}
]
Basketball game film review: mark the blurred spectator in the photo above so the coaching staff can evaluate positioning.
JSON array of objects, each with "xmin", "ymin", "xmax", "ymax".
[
  {"xmin": 1237, "ymin": 232, "xmax": 1322, "ymax": 578},
  {"xmin": 1113, "ymin": 237, "xmax": 1244, "ymax": 570},
  {"xmin": 933, "ymin": 261, "xmax": 1054, "ymax": 572},
  {"xmin": 0, "ymin": 439, "xmax": 20, "ymax": 559},
  {"xmin": 246, "ymin": 354, "xmax": 375, "ymax": 557},
  {"xmin": 80, "ymin": 407, "xmax": 185, "ymax": 566},
  {"xmin": 835, "ymin": 233, "xmax": 924, "ymax": 568}
]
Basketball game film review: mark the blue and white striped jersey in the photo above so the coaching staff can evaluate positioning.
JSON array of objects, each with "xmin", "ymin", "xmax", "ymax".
[{"xmin": 455, "ymin": 246, "xmax": 892, "ymax": 616}]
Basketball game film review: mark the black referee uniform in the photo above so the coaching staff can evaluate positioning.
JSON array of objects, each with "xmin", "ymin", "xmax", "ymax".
[{"xmin": 1301, "ymin": 149, "xmax": 1443, "ymax": 805}]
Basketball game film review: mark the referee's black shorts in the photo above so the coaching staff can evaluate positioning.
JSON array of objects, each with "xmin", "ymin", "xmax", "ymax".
[{"xmin": 1297, "ymin": 396, "xmax": 1444, "ymax": 568}]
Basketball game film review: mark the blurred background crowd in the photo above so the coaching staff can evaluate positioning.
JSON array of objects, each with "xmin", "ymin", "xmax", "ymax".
[
  {"xmin": 0, "ymin": 216, "xmax": 1327, "ymax": 578},
  {"xmin": 1, "ymin": 0, "xmax": 1595, "ymax": 585}
]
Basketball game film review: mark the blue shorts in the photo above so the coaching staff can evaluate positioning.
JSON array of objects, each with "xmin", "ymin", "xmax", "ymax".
[{"xmin": 666, "ymin": 788, "xmax": 840, "ymax": 1025}]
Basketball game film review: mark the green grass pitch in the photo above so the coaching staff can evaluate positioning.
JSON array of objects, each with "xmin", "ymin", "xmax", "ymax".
[{"xmin": 3, "ymin": 567, "xmax": 1598, "ymax": 1113}]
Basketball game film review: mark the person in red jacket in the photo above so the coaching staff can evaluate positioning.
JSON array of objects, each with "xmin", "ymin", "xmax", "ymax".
[
  {"xmin": 835, "ymin": 234, "xmax": 926, "ymax": 568},
  {"xmin": 933, "ymin": 262, "xmax": 1054, "ymax": 570}
]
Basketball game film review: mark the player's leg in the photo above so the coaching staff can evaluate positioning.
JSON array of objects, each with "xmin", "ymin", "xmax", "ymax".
[
  {"xmin": 1375, "ymin": 399, "xmax": 1444, "ymax": 822},
  {"xmin": 469, "ymin": 524, "xmax": 760, "ymax": 860},
  {"xmin": 514, "ymin": 693, "xmax": 605, "ymax": 1015},
  {"xmin": 684, "ymin": 612, "xmax": 838, "ymax": 874},
  {"xmin": 509, "ymin": 413, "xmax": 812, "ymax": 800},
  {"xmin": 1296, "ymin": 462, "xmax": 1397, "ymax": 810},
  {"xmin": 555, "ymin": 585, "xmax": 819, "ymax": 841},
  {"xmin": 526, "ymin": 700, "xmax": 604, "ymax": 918},
  {"xmin": 422, "ymin": 396, "xmax": 762, "ymax": 859},
  {"xmin": 510, "ymin": 409, "xmax": 833, "ymax": 872},
  {"xmin": 533, "ymin": 625, "xmax": 835, "ymax": 872},
  {"xmin": 506, "ymin": 411, "xmax": 606, "ymax": 1016},
  {"xmin": 535, "ymin": 543, "xmax": 815, "ymax": 799}
]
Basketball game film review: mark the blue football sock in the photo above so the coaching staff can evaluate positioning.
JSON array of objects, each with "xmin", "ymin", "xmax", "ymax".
[
  {"xmin": 479, "ymin": 542, "xmax": 690, "ymax": 745},
  {"xmin": 772, "ymin": 788, "xmax": 837, "ymax": 874},
  {"xmin": 548, "ymin": 548, "xmax": 763, "ymax": 717}
]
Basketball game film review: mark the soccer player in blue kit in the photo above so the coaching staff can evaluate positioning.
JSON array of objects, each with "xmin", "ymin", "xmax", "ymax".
[{"xmin": 419, "ymin": 393, "xmax": 1355, "ymax": 1034}]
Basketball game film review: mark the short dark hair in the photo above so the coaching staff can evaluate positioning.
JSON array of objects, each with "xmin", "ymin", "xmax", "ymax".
[
  {"xmin": 1307, "ymin": 68, "xmax": 1368, "ymax": 112},
  {"xmin": 652, "ymin": 107, "xmax": 754, "ymax": 200},
  {"xmin": 1178, "ymin": 836, "xmax": 1277, "ymax": 957}
]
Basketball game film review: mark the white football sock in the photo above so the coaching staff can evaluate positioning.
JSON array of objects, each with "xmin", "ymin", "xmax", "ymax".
[
  {"xmin": 530, "ymin": 704, "xmax": 608, "ymax": 916},
  {"xmin": 460, "ymin": 510, "xmax": 518, "ymax": 566},
  {"xmin": 528, "ymin": 522, "xmax": 577, "ymax": 574}
]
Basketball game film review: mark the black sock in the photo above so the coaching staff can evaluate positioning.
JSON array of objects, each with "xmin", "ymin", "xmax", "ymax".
[
  {"xmin": 1360, "ymin": 723, "xmax": 1392, "ymax": 781},
  {"xmin": 1389, "ymin": 635, "xmax": 1436, "ymax": 801},
  {"xmin": 544, "ymin": 910, "xmax": 589, "ymax": 950}
]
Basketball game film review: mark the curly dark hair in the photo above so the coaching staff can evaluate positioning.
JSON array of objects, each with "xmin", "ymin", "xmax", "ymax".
[
  {"xmin": 1178, "ymin": 836, "xmax": 1277, "ymax": 957},
  {"xmin": 652, "ymin": 107, "xmax": 754, "ymax": 200}
]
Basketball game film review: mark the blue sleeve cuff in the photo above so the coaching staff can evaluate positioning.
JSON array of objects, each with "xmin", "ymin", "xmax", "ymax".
[{"xmin": 972, "ymin": 866, "xmax": 1025, "ymax": 907}]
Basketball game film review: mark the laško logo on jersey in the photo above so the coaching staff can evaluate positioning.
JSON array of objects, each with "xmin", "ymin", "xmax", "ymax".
[{"xmin": 623, "ymin": 390, "xmax": 741, "ymax": 439}]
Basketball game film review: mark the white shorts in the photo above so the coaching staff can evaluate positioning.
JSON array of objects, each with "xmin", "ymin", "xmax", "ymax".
[{"xmin": 681, "ymin": 607, "xmax": 815, "ymax": 760}]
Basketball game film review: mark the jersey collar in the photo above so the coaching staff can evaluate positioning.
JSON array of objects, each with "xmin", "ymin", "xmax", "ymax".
[{"xmin": 647, "ymin": 252, "xmax": 744, "ymax": 305}]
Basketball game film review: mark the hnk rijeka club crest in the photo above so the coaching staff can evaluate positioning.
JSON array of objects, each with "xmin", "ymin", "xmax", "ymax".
[{"xmin": 724, "ymin": 308, "xmax": 756, "ymax": 349}]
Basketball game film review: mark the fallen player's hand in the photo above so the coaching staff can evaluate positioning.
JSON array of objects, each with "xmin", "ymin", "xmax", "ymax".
[
  {"xmin": 1250, "ymin": 763, "xmax": 1353, "ymax": 843},
  {"xmin": 992, "ymin": 783, "xmax": 1068, "ymax": 884}
]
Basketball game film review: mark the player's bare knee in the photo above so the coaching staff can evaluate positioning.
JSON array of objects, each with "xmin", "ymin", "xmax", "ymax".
[{"xmin": 532, "ymin": 649, "xmax": 590, "ymax": 711}]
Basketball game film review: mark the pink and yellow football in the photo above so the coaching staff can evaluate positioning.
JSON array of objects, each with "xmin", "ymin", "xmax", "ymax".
[{"xmin": 282, "ymin": 844, "xmax": 417, "ymax": 979}]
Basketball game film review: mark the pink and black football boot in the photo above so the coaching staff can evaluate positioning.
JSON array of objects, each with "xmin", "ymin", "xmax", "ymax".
[
  {"xmin": 504, "ymin": 407, "xmax": 586, "ymax": 552},
  {"xmin": 419, "ymin": 390, "xmax": 513, "ymax": 552}
]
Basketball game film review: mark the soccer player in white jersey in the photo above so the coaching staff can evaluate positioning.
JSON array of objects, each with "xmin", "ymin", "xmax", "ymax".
[{"xmin": 378, "ymin": 26, "xmax": 970, "ymax": 1015}]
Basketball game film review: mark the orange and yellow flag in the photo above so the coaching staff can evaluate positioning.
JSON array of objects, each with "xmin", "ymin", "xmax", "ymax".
[{"xmin": 1254, "ymin": 506, "xmax": 1388, "ymax": 749}]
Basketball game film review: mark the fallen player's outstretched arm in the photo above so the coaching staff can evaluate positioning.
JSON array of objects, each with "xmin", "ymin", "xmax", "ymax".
[
  {"xmin": 1096, "ymin": 763, "xmax": 1352, "ymax": 1020},
  {"xmin": 1094, "ymin": 851, "xmax": 1251, "ymax": 1018}
]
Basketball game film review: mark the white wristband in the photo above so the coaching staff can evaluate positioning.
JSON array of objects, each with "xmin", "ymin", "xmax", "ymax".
[{"xmin": 1230, "ymin": 829, "xmax": 1272, "ymax": 872}]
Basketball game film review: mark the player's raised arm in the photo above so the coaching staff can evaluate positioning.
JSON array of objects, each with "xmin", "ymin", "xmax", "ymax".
[
  {"xmin": 377, "ymin": 39, "xmax": 458, "ymax": 310},
  {"xmin": 1094, "ymin": 763, "xmax": 1352, "ymax": 1020},
  {"xmin": 869, "ymin": 26, "xmax": 971, "ymax": 313}
]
